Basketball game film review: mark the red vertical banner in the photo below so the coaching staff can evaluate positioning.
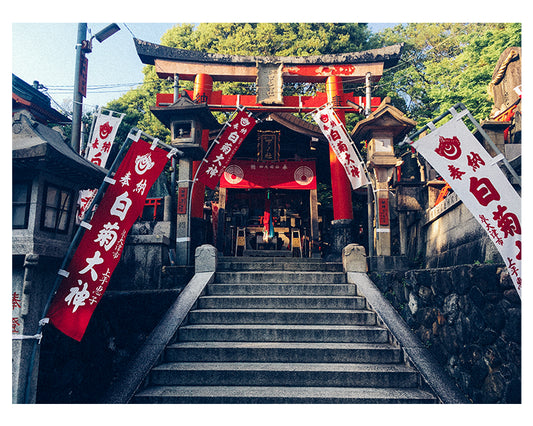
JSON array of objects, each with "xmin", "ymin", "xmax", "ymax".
[
  {"xmin": 47, "ymin": 139, "xmax": 170, "ymax": 341},
  {"xmin": 197, "ymin": 108, "xmax": 257, "ymax": 189}
]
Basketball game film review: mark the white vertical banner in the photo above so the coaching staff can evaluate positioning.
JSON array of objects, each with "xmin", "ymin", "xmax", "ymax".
[
  {"xmin": 312, "ymin": 104, "xmax": 370, "ymax": 189},
  {"xmin": 411, "ymin": 113, "xmax": 521, "ymax": 297},
  {"xmin": 78, "ymin": 109, "xmax": 124, "ymax": 223},
  {"xmin": 85, "ymin": 108, "xmax": 124, "ymax": 168}
]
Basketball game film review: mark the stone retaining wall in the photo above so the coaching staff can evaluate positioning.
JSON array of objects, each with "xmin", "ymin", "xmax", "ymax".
[{"xmin": 369, "ymin": 264, "xmax": 521, "ymax": 403}]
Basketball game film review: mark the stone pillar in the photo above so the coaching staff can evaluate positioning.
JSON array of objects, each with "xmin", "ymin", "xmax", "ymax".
[
  {"xmin": 374, "ymin": 172, "xmax": 392, "ymax": 256},
  {"xmin": 195, "ymin": 244, "xmax": 218, "ymax": 273},
  {"xmin": 309, "ymin": 189, "xmax": 321, "ymax": 257},
  {"xmin": 342, "ymin": 244, "xmax": 368, "ymax": 273},
  {"xmin": 176, "ymin": 156, "xmax": 193, "ymax": 265},
  {"xmin": 12, "ymin": 254, "xmax": 41, "ymax": 404},
  {"xmin": 329, "ymin": 219, "xmax": 356, "ymax": 261}
]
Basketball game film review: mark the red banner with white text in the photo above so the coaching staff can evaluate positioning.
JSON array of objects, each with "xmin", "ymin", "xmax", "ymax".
[
  {"xmin": 47, "ymin": 139, "xmax": 170, "ymax": 341},
  {"xmin": 197, "ymin": 108, "xmax": 257, "ymax": 189},
  {"xmin": 220, "ymin": 160, "xmax": 317, "ymax": 190}
]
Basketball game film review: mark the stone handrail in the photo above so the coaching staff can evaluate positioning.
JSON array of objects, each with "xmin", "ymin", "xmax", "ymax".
[
  {"xmin": 102, "ymin": 245, "xmax": 217, "ymax": 403},
  {"xmin": 342, "ymin": 244, "xmax": 469, "ymax": 403}
]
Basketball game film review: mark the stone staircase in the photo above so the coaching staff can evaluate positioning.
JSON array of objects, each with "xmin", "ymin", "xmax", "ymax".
[{"xmin": 132, "ymin": 257, "xmax": 437, "ymax": 403}]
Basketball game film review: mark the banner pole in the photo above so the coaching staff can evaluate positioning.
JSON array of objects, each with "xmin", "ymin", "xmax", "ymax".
[
  {"xmin": 22, "ymin": 128, "xmax": 181, "ymax": 403},
  {"xmin": 185, "ymin": 113, "xmax": 235, "ymax": 264},
  {"xmin": 401, "ymin": 103, "xmax": 521, "ymax": 187},
  {"xmin": 21, "ymin": 129, "xmax": 137, "ymax": 403},
  {"xmin": 185, "ymin": 107, "xmax": 258, "ymax": 264}
]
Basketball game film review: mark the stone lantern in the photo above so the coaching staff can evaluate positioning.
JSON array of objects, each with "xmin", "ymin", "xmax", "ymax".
[
  {"xmin": 151, "ymin": 95, "xmax": 221, "ymax": 264},
  {"xmin": 351, "ymin": 97, "xmax": 416, "ymax": 256}
]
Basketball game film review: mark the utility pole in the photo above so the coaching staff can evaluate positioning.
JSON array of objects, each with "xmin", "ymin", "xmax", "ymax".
[
  {"xmin": 70, "ymin": 23, "xmax": 120, "ymax": 154},
  {"xmin": 71, "ymin": 23, "xmax": 87, "ymax": 154}
]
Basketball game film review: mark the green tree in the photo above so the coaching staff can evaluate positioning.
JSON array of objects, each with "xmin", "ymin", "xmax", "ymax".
[
  {"xmin": 105, "ymin": 66, "xmax": 173, "ymax": 144},
  {"xmin": 105, "ymin": 23, "xmax": 378, "ymax": 138},
  {"xmin": 374, "ymin": 23, "xmax": 521, "ymax": 124}
]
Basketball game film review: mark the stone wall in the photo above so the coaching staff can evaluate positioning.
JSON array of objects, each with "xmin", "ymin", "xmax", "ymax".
[
  {"xmin": 421, "ymin": 193, "xmax": 501, "ymax": 268},
  {"xmin": 36, "ymin": 289, "xmax": 181, "ymax": 403},
  {"xmin": 369, "ymin": 264, "xmax": 521, "ymax": 403}
]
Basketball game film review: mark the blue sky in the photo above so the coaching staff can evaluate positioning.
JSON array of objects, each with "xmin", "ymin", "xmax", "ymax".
[
  {"xmin": 10, "ymin": 0, "xmax": 510, "ymax": 116},
  {"xmin": 12, "ymin": 23, "xmax": 177, "ymax": 111}
]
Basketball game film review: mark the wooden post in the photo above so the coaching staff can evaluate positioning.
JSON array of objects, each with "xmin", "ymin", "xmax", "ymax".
[
  {"xmin": 326, "ymin": 76, "xmax": 353, "ymax": 221},
  {"xmin": 216, "ymin": 187, "xmax": 227, "ymax": 253},
  {"xmin": 309, "ymin": 189, "xmax": 320, "ymax": 257},
  {"xmin": 191, "ymin": 73, "xmax": 213, "ymax": 219}
]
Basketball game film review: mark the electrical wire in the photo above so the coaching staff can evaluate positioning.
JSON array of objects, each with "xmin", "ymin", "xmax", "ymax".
[{"xmin": 38, "ymin": 26, "xmax": 479, "ymax": 113}]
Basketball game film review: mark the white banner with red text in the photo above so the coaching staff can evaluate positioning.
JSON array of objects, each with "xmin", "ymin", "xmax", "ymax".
[
  {"xmin": 197, "ymin": 107, "xmax": 258, "ymax": 189},
  {"xmin": 312, "ymin": 104, "xmax": 369, "ymax": 190},
  {"xmin": 85, "ymin": 108, "xmax": 124, "ymax": 166},
  {"xmin": 77, "ymin": 109, "xmax": 124, "ymax": 223},
  {"xmin": 47, "ymin": 138, "xmax": 170, "ymax": 341},
  {"xmin": 411, "ymin": 114, "xmax": 521, "ymax": 297}
]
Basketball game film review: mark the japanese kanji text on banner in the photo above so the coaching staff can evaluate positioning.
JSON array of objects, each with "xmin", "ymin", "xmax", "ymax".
[
  {"xmin": 85, "ymin": 109, "xmax": 124, "ymax": 166},
  {"xmin": 47, "ymin": 139, "xmax": 170, "ymax": 341},
  {"xmin": 411, "ymin": 114, "xmax": 521, "ymax": 297},
  {"xmin": 312, "ymin": 104, "xmax": 369, "ymax": 190},
  {"xmin": 197, "ymin": 108, "xmax": 257, "ymax": 189},
  {"xmin": 78, "ymin": 109, "xmax": 124, "ymax": 223}
]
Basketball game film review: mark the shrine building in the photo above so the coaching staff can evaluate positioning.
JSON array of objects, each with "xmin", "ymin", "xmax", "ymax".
[{"xmin": 134, "ymin": 39, "xmax": 404, "ymax": 261}]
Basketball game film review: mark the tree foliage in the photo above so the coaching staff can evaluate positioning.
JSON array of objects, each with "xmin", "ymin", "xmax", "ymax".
[
  {"xmin": 104, "ymin": 23, "xmax": 521, "ymax": 140},
  {"xmin": 106, "ymin": 23, "xmax": 377, "ymax": 142},
  {"xmin": 374, "ymin": 23, "xmax": 521, "ymax": 124}
]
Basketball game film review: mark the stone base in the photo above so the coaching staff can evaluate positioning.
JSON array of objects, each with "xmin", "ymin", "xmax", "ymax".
[
  {"xmin": 342, "ymin": 244, "xmax": 368, "ymax": 273},
  {"xmin": 326, "ymin": 219, "xmax": 355, "ymax": 261},
  {"xmin": 368, "ymin": 255, "xmax": 408, "ymax": 272}
]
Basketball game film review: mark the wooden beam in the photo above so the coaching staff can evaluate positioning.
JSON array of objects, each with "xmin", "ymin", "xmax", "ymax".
[
  {"xmin": 156, "ymin": 91, "xmax": 382, "ymax": 113},
  {"xmin": 155, "ymin": 59, "xmax": 384, "ymax": 83}
]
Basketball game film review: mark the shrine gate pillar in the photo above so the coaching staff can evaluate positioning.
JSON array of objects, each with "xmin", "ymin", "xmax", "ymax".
[
  {"xmin": 192, "ymin": 74, "xmax": 213, "ymax": 219},
  {"xmin": 326, "ymin": 76, "xmax": 355, "ymax": 258}
]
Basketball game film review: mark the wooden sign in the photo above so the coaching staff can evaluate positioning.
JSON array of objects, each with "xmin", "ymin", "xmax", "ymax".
[
  {"xmin": 79, "ymin": 55, "xmax": 88, "ymax": 98},
  {"xmin": 177, "ymin": 187, "xmax": 188, "ymax": 214},
  {"xmin": 378, "ymin": 198, "xmax": 390, "ymax": 226}
]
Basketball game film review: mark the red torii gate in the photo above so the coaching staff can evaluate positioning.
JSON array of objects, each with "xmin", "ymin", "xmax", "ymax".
[{"xmin": 135, "ymin": 38, "xmax": 403, "ymax": 222}]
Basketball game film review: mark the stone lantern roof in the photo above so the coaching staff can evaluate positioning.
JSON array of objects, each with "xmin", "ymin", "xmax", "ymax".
[
  {"xmin": 150, "ymin": 93, "xmax": 221, "ymax": 130},
  {"xmin": 351, "ymin": 97, "xmax": 416, "ymax": 143}
]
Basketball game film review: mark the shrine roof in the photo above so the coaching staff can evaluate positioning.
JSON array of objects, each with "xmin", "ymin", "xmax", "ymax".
[
  {"xmin": 13, "ymin": 112, "xmax": 106, "ymax": 187},
  {"xmin": 269, "ymin": 113, "xmax": 326, "ymax": 140},
  {"xmin": 12, "ymin": 74, "xmax": 71, "ymax": 124},
  {"xmin": 134, "ymin": 38, "xmax": 404, "ymax": 68}
]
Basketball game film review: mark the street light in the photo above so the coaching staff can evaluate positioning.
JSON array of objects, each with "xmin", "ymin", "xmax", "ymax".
[
  {"xmin": 94, "ymin": 23, "xmax": 120, "ymax": 43},
  {"xmin": 70, "ymin": 23, "xmax": 121, "ymax": 154}
]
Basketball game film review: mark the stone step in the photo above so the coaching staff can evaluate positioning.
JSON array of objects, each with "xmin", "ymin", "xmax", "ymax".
[
  {"xmin": 164, "ymin": 341, "xmax": 403, "ymax": 364},
  {"xmin": 149, "ymin": 362, "xmax": 420, "ymax": 388},
  {"xmin": 188, "ymin": 309, "xmax": 377, "ymax": 325},
  {"xmin": 133, "ymin": 385, "xmax": 437, "ymax": 404},
  {"xmin": 198, "ymin": 295, "xmax": 366, "ymax": 310},
  {"xmin": 242, "ymin": 250, "xmax": 293, "ymax": 257},
  {"xmin": 215, "ymin": 271, "xmax": 347, "ymax": 284},
  {"xmin": 178, "ymin": 324, "xmax": 389, "ymax": 343},
  {"xmin": 218, "ymin": 258, "xmax": 343, "ymax": 272},
  {"xmin": 207, "ymin": 283, "xmax": 357, "ymax": 296}
]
